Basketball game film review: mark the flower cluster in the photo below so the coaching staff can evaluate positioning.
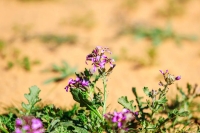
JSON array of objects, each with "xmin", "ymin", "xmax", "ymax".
[
  {"xmin": 86, "ymin": 46, "xmax": 115, "ymax": 73},
  {"xmin": 65, "ymin": 77, "xmax": 89, "ymax": 92},
  {"xmin": 104, "ymin": 109, "xmax": 138, "ymax": 131},
  {"xmin": 14, "ymin": 116, "xmax": 45, "ymax": 133},
  {"xmin": 159, "ymin": 70, "xmax": 181, "ymax": 86}
]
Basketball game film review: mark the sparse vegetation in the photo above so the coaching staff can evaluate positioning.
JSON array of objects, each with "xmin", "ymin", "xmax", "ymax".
[
  {"xmin": 6, "ymin": 56, "xmax": 40, "ymax": 71},
  {"xmin": 0, "ymin": 47, "xmax": 199, "ymax": 133},
  {"xmin": 120, "ymin": 24, "xmax": 197, "ymax": 46},
  {"xmin": 157, "ymin": 0, "xmax": 190, "ymax": 18},
  {"xmin": 1, "ymin": 1, "xmax": 200, "ymax": 133},
  {"xmin": 43, "ymin": 61, "xmax": 77, "ymax": 84},
  {"xmin": 0, "ymin": 39, "xmax": 6, "ymax": 58},
  {"xmin": 38, "ymin": 34, "xmax": 77, "ymax": 45}
]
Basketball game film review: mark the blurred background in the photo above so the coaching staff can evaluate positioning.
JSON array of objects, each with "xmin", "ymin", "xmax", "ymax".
[{"xmin": 0, "ymin": 0, "xmax": 200, "ymax": 113}]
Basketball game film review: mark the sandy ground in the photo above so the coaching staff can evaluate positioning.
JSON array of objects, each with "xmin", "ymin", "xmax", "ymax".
[{"xmin": 0, "ymin": 0, "xmax": 200, "ymax": 113}]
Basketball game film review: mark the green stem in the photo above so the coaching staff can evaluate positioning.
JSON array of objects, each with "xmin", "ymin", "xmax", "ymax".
[
  {"xmin": 102, "ymin": 75, "xmax": 107, "ymax": 117},
  {"xmin": 87, "ymin": 104, "xmax": 103, "ymax": 120},
  {"xmin": 151, "ymin": 84, "xmax": 168, "ymax": 121},
  {"xmin": 81, "ymin": 99, "xmax": 103, "ymax": 120},
  {"xmin": 0, "ymin": 126, "xmax": 9, "ymax": 133}
]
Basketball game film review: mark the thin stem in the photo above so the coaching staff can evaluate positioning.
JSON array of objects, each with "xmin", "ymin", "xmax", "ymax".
[
  {"xmin": 84, "ymin": 101, "xmax": 103, "ymax": 120},
  {"xmin": 102, "ymin": 74, "xmax": 107, "ymax": 118},
  {"xmin": 151, "ymin": 84, "xmax": 168, "ymax": 121},
  {"xmin": 91, "ymin": 107, "xmax": 104, "ymax": 121},
  {"xmin": 0, "ymin": 126, "xmax": 9, "ymax": 133}
]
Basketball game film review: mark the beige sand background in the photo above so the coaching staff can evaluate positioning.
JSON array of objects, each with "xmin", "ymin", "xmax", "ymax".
[{"xmin": 0, "ymin": 0, "xmax": 200, "ymax": 113}]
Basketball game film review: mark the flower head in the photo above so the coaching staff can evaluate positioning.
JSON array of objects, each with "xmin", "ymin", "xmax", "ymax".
[
  {"xmin": 14, "ymin": 116, "xmax": 45, "ymax": 133},
  {"xmin": 175, "ymin": 76, "xmax": 181, "ymax": 80},
  {"xmin": 32, "ymin": 118, "xmax": 43, "ymax": 130},
  {"xmin": 65, "ymin": 77, "xmax": 90, "ymax": 92},
  {"xmin": 16, "ymin": 118, "xmax": 23, "ymax": 127},
  {"xmin": 104, "ymin": 109, "xmax": 137, "ymax": 130},
  {"xmin": 159, "ymin": 70, "xmax": 181, "ymax": 86},
  {"xmin": 86, "ymin": 46, "xmax": 115, "ymax": 73}
]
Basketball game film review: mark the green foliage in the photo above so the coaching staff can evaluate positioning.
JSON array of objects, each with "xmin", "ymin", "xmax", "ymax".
[
  {"xmin": 147, "ymin": 46, "xmax": 157, "ymax": 65},
  {"xmin": 38, "ymin": 34, "xmax": 77, "ymax": 45},
  {"xmin": 0, "ymin": 39, "xmax": 5, "ymax": 52},
  {"xmin": 120, "ymin": 24, "xmax": 197, "ymax": 46},
  {"xmin": 6, "ymin": 62, "xmax": 14, "ymax": 70},
  {"xmin": 21, "ymin": 56, "xmax": 31, "ymax": 71},
  {"xmin": 1, "ymin": 47, "xmax": 200, "ymax": 132},
  {"xmin": 70, "ymin": 85, "xmax": 103, "ymax": 121},
  {"xmin": 129, "ymin": 83, "xmax": 200, "ymax": 132},
  {"xmin": 44, "ymin": 61, "xmax": 77, "ymax": 84},
  {"xmin": 0, "ymin": 39, "xmax": 6, "ymax": 58},
  {"xmin": 6, "ymin": 55, "xmax": 40, "ymax": 71},
  {"xmin": 118, "ymin": 96, "xmax": 136, "ymax": 111},
  {"xmin": 1, "ymin": 75, "xmax": 200, "ymax": 133},
  {"xmin": 55, "ymin": 121, "xmax": 88, "ymax": 133},
  {"xmin": 157, "ymin": 0, "xmax": 189, "ymax": 18},
  {"xmin": 22, "ymin": 86, "xmax": 41, "ymax": 115},
  {"xmin": 0, "ymin": 113, "xmax": 16, "ymax": 133}
]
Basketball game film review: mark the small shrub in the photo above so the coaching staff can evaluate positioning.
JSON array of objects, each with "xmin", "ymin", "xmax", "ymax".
[{"xmin": 0, "ymin": 46, "xmax": 199, "ymax": 133}]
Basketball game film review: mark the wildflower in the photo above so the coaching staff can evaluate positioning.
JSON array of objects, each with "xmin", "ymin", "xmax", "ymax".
[
  {"xmin": 14, "ymin": 116, "xmax": 45, "ymax": 133},
  {"xmin": 159, "ymin": 70, "xmax": 168, "ymax": 75},
  {"xmin": 86, "ymin": 46, "xmax": 115, "ymax": 73},
  {"xmin": 65, "ymin": 77, "xmax": 90, "ymax": 92},
  {"xmin": 104, "ymin": 109, "xmax": 137, "ymax": 131},
  {"xmin": 15, "ymin": 118, "xmax": 23, "ymax": 126},
  {"xmin": 32, "ymin": 118, "xmax": 43, "ymax": 130},
  {"xmin": 159, "ymin": 70, "xmax": 181, "ymax": 85},
  {"xmin": 175, "ymin": 76, "xmax": 181, "ymax": 80}
]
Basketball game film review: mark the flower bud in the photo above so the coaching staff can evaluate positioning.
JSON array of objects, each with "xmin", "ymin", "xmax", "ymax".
[{"xmin": 165, "ymin": 73, "xmax": 175, "ymax": 85}]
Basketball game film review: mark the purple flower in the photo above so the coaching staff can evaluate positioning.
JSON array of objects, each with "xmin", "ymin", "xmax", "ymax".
[
  {"xmin": 15, "ymin": 128, "xmax": 22, "ymax": 133},
  {"xmin": 81, "ymin": 80, "xmax": 89, "ymax": 86},
  {"xmin": 65, "ymin": 77, "xmax": 90, "ymax": 92},
  {"xmin": 14, "ymin": 116, "xmax": 44, "ymax": 133},
  {"xmin": 86, "ymin": 46, "xmax": 115, "ymax": 72},
  {"xmin": 159, "ymin": 70, "xmax": 168, "ymax": 75},
  {"xmin": 22, "ymin": 125, "xmax": 30, "ymax": 131},
  {"xmin": 15, "ymin": 118, "xmax": 23, "ymax": 127},
  {"xmin": 175, "ymin": 76, "xmax": 181, "ymax": 80},
  {"xmin": 134, "ymin": 111, "xmax": 139, "ymax": 116},
  {"xmin": 104, "ymin": 108, "xmax": 137, "ymax": 130},
  {"xmin": 118, "ymin": 122, "xmax": 122, "ymax": 128},
  {"xmin": 159, "ymin": 70, "xmax": 181, "ymax": 85},
  {"xmin": 32, "ymin": 118, "xmax": 43, "ymax": 130}
]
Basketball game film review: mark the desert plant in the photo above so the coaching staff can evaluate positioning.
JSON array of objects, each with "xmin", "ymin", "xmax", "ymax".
[
  {"xmin": 43, "ymin": 61, "xmax": 77, "ymax": 84},
  {"xmin": 0, "ymin": 46, "xmax": 199, "ymax": 133}
]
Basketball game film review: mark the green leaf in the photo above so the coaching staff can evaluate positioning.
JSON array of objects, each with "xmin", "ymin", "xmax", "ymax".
[
  {"xmin": 158, "ymin": 116, "xmax": 165, "ymax": 123},
  {"xmin": 70, "ymin": 89, "xmax": 92, "ymax": 109},
  {"xmin": 157, "ymin": 96, "xmax": 167, "ymax": 105},
  {"xmin": 47, "ymin": 119, "xmax": 60, "ymax": 132},
  {"xmin": 44, "ymin": 61, "xmax": 76, "ymax": 84},
  {"xmin": 118, "ymin": 96, "xmax": 136, "ymax": 111},
  {"xmin": 21, "ymin": 86, "xmax": 41, "ymax": 115},
  {"xmin": 178, "ymin": 111, "xmax": 189, "ymax": 117},
  {"xmin": 0, "ymin": 113, "xmax": 16, "ymax": 132},
  {"xmin": 143, "ymin": 87, "xmax": 150, "ymax": 97},
  {"xmin": 60, "ymin": 121, "xmax": 88, "ymax": 133}
]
